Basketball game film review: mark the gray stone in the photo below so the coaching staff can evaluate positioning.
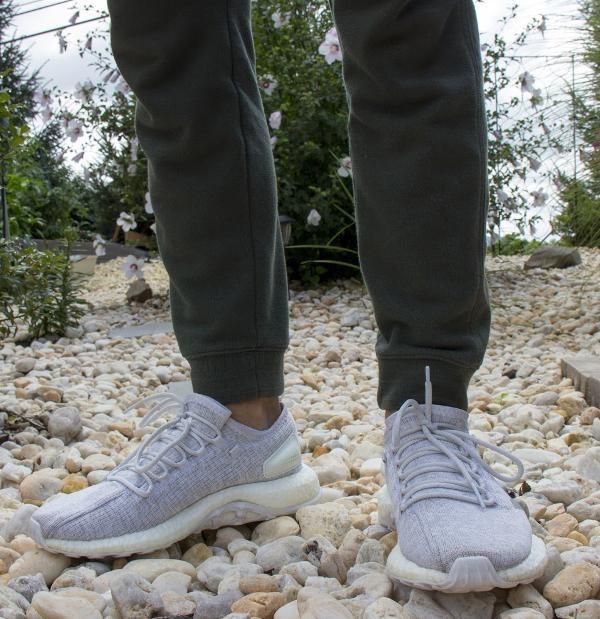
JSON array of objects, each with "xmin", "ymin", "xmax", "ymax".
[
  {"xmin": 561, "ymin": 357, "xmax": 600, "ymax": 408},
  {"xmin": 192, "ymin": 591, "xmax": 242, "ymax": 619},
  {"xmin": 555, "ymin": 599, "xmax": 600, "ymax": 618},
  {"xmin": 506, "ymin": 584, "xmax": 552, "ymax": 618},
  {"xmin": 0, "ymin": 585, "xmax": 30, "ymax": 612},
  {"xmin": 404, "ymin": 589, "xmax": 495, "ymax": 619},
  {"xmin": 533, "ymin": 545, "xmax": 564, "ymax": 591},
  {"xmin": 279, "ymin": 561, "xmax": 318, "ymax": 586},
  {"xmin": 109, "ymin": 320, "xmax": 173, "ymax": 339},
  {"xmin": 303, "ymin": 536, "xmax": 346, "ymax": 582},
  {"xmin": 296, "ymin": 587, "xmax": 352, "ymax": 618},
  {"xmin": 47, "ymin": 407, "xmax": 81, "ymax": 443},
  {"xmin": 355, "ymin": 539, "xmax": 385, "ymax": 565},
  {"xmin": 363, "ymin": 597, "xmax": 408, "ymax": 618},
  {"xmin": 498, "ymin": 610, "xmax": 546, "ymax": 619},
  {"xmin": 7, "ymin": 574, "xmax": 47, "ymax": 603},
  {"xmin": 255, "ymin": 537, "xmax": 307, "ymax": 572},
  {"xmin": 109, "ymin": 572, "xmax": 163, "ymax": 619},
  {"xmin": 196, "ymin": 557, "xmax": 233, "ymax": 593},
  {"xmin": 126, "ymin": 278, "xmax": 153, "ymax": 303},
  {"xmin": 524, "ymin": 247, "xmax": 581, "ymax": 270},
  {"xmin": 14, "ymin": 358, "xmax": 36, "ymax": 374}
]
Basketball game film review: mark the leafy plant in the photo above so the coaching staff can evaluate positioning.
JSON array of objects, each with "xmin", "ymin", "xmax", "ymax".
[
  {"xmin": 0, "ymin": 236, "xmax": 85, "ymax": 340},
  {"xmin": 6, "ymin": 123, "xmax": 91, "ymax": 238},
  {"xmin": 554, "ymin": 0, "xmax": 600, "ymax": 247},
  {"xmin": 483, "ymin": 8, "xmax": 563, "ymax": 253},
  {"xmin": 491, "ymin": 233, "xmax": 543, "ymax": 255}
]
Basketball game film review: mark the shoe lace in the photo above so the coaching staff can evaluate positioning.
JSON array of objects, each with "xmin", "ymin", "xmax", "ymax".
[
  {"xmin": 391, "ymin": 367, "xmax": 524, "ymax": 512},
  {"xmin": 107, "ymin": 393, "xmax": 222, "ymax": 498}
]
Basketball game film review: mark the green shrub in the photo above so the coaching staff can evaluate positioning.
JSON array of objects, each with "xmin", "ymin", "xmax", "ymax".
[
  {"xmin": 555, "ymin": 178, "xmax": 600, "ymax": 247},
  {"xmin": 0, "ymin": 237, "xmax": 85, "ymax": 340},
  {"xmin": 491, "ymin": 233, "xmax": 543, "ymax": 255},
  {"xmin": 252, "ymin": 0, "xmax": 358, "ymax": 282},
  {"xmin": 6, "ymin": 124, "xmax": 92, "ymax": 239}
]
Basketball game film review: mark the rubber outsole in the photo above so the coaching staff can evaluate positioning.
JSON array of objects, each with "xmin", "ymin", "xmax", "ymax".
[
  {"xmin": 26, "ymin": 464, "xmax": 321, "ymax": 558},
  {"xmin": 386, "ymin": 535, "xmax": 547, "ymax": 593}
]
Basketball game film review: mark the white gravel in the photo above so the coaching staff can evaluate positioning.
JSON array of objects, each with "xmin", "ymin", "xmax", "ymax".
[{"xmin": 0, "ymin": 250, "xmax": 598, "ymax": 618}]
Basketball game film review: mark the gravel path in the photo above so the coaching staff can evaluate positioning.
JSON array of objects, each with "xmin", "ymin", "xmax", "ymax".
[{"xmin": 0, "ymin": 251, "xmax": 599, "ymax": 618}]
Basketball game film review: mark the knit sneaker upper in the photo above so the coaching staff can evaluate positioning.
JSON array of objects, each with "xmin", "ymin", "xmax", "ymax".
[
  {"xmin": 32, "ymin": 393, "xmax": 300, "ymax": 542},
  {"xmin": 384, "ymin": 372, "xmax": 532, "ymax": 573}
]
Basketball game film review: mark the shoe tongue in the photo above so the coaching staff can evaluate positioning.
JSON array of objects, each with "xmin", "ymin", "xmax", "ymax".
[
  {"xmin": 397, "ymin": 404, "xmax": 468, "ymax": 432},
  {"xmin": 386, "ymin": 403, "xmax": 473, "ymax": 504},
  {"xmin": 183, "ymin": 393, "xmax": 232, "ymax": 430}
]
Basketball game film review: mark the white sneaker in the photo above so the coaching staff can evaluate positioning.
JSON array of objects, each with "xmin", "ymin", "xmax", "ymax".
[
  {"xmin": 381, "ymin": 368, "xmax": 547, "ymax": 592},
  {"xmin": 24, "ymin": 393, "xmax": 320, "ymax": 558}
]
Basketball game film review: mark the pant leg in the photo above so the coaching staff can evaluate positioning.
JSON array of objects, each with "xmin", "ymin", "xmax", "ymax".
[
  {"xmin": 330, "ymin": 0, "xmax": 491, "ymax": 411},
  {"xmin": 107, "ymin": 0, "xmax": 289, "ymax": 404}
]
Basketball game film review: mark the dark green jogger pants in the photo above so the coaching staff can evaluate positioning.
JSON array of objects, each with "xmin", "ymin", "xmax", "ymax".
[{"xmin": 107, "ymin": 0, "xmax": 491, "ymax": 411}]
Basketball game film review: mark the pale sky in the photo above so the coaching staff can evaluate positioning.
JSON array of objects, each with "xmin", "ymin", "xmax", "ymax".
[
  {"xmin": 9, "ymin": 0, "xmax": 584, "ymax": 239},
  {"xmin": 11, "ymin": 0, "xmax": 576, "ymax": 91}
]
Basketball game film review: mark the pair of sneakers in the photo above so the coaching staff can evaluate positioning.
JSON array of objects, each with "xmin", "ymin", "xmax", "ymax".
[{"xmin": 21, "ymin": 370, "xmax": 546, "ymax": 593}]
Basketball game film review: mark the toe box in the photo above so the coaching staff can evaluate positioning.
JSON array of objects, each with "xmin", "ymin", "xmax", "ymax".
[{"xmin": 399, "ymin": 499, "xmax": 533, "ymax": 573}]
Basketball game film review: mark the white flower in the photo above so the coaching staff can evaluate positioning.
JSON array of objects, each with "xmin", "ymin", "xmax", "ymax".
[
  {"xmin": 93, "ymin": 234, "xmax": 106, "ymax": 257},
  {"xmin": 337, "ymin": 156, "xmax": 352, "ymax": 177},
  {"xmin": 34, "ymin": 90, "xmax": 52, "ymax": 107},
  {"xmin": 144, "ymin": 192, "xmax": 153, "ymax": 214},
  {"xmin": 122, "ymin": 255, "xmax": 145, "ymax": 279},
  {"xmin": 519, "ymin": 71, "xmax": 536, "ymax": 94},
  {"xmin": 65, "ymin": 119, "xmax": 84, "ymax": 142},
  {"xmin": 74, "ymin": 80, "xmax": 95, "ymax": 103},
  {"xmin": 531, "ymin": 189, "xmax": 548, "ymax": 206},
  {"xmin": 319, "ymin": 27, "xmax": 342, "ymax": 64},
  {"xmin": 260, "ymin": 74, "xmax": 278, "ymax": 96},
  {"xmin": 307, "ymin": 209, "xmax": 321, "ymax": 226},
  {"xmin": 272, "ymin": 11, "xmax": 291, "ymax": 28},
  {"xmin": 117, "ymin": 211, "xmax": 137, "ymax": 232},
  {"xmin": 269, "ymin": 110, "xmax": 282, "ymax": 130},
  {"xmin": 270, "ymin": 136, "xmax": 278, "ymax": 149}
]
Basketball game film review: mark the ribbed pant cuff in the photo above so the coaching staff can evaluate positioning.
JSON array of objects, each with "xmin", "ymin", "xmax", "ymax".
[
  {"xmin": 189, "ymin": 349, "xmax": 285, "ymax": 405},
  {"xmin": 378, "ymin": 357, "xmax": 476, "ymax": 412}
]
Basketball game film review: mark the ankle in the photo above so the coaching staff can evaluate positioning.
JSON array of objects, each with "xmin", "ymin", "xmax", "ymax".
[{"xmin": 226, "ymin": 396, "xmax": 282, "ymax": 430}]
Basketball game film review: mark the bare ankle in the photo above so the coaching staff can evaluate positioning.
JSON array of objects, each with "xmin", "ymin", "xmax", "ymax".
[{"xmin": 226, "ymin": 396, "xmax": 282, "ymax": 430}]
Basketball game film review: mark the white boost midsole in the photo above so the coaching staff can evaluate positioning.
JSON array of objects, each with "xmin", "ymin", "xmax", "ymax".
[
  {"xmin": 386, "ymin": 534, "xmax": 547, "ymax": 591},
  {"xmin": 31, "ymin": 464, "xmax": 320, "ymax": 557}
]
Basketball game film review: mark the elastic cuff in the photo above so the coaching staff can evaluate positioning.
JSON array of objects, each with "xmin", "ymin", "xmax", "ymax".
[
  {"xmin": 378, "ymin": 357, "xmax": 476, "ymax": 412},
  {"xmin": 189, "ymin": 349, "xmax": 285, "ymax": 405}
]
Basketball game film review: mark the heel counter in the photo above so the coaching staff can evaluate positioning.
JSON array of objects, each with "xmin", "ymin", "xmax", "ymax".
[{"xmin": 263, "ymin": 431, "xmax": 302, "ymax": 479}]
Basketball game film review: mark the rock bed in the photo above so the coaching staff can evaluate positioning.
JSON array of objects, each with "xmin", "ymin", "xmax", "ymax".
[{"xmin": 0, "ymin": 251, "xmax": 599, "ymax": 618}]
